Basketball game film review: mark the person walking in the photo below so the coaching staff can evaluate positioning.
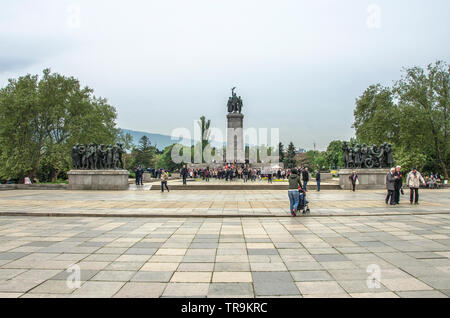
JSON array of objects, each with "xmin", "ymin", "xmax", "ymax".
[
  {"xmin": 160, "ymin": 170, "xmax": 170, "ymax": 192},
  {"xmin": 302, "ymin": 167, "xmax": 309, "ymax": 191},
  {"xmin": 406, "ymin": 167, "xmax": 426, "ymax": 205},
  {"xmin": 181, "ymin": 165, "xmax": 188, "ymax": 185},
  {"xmin": 288, "ymin": 169, "xmax": 302, "ymax": 217},
  {"xmin": 386, "ymin": 168, "xmax": 396, "ymax": 205},
  {"xmin": 394, "ymin": 165, "xmax": 403, "ymax": 204},
  {"xmin": 243, "ymin": 166, "xmax": 248, "ymax": 183},
  {"xmin": 349, "ymin": 171, "xmax": 359, "ymax": 192},
  {"xmin": 315, "ymin": 170, "xmax": 321, "ymax": 192},
  {"xmin": 139, "ymin": 165, "xmax": 144, "ymax": 185}
]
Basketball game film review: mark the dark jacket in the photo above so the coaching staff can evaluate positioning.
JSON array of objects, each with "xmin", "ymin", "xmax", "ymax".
[
  {"xmin": 394, "ymin": 171, "xmax": 403, "ymax": 189},
  {"xmin": 181, "ymin": 168, "xmax": 188, "ymax": 177},
  {"xmin": 386, "ymin": 172, "xmax": 396, "ymax": 191},
  {"xmin": 316, "ymin": 172, "xmax": 321, "ymax": 181},
  {"xmin": 288, "ymin": 173, "xmax": 301, "ymax": 189},
  {"xmin": 302, "ymin": 170, "xmax": 309, "ymax": 182}
]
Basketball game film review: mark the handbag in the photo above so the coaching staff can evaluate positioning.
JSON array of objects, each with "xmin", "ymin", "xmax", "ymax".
[{"xmin": 355, "ymin": 179, "xmax": 360, "ymax": 185}]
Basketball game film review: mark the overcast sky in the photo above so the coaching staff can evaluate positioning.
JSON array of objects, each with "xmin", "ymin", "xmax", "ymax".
[{"xmin": 1, "ymin": 0, "xmax": 449, "ymax": 150}]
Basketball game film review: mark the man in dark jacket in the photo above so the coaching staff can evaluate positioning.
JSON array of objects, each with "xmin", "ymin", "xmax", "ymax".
[
  {"xmin": 394, "ymin": 166, "xmax": 403, "ymax": 204},
  {"xmin": 181, "ymin": 165, "xmax": 188, "ymax": 185},
  {"xmin": 386, "ymin": 168, "xmax": 396, "ymax": 205},
  {"xmin": 302, "ymin": 168, "xmax": 310, "ymax": 191},
  {"xmin": 315, "ymin": 170, "xmax": 321, "ymax": 192}
]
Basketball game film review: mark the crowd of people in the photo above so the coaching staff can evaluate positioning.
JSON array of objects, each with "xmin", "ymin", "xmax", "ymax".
[{"xmin": 178, "ymin": 164, "xmax": 320, "ymax": 189}]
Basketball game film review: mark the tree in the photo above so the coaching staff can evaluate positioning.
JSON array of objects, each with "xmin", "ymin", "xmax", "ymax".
[
  {"xmin": 0, "ymin": 69, "xmax": 119, "ymax": 182},
  {"xmin": 352, "ymin": 61, "xmax": 449, "ymax": 178},
  {"xmin": 278, "ymin": 142, "xmax": 285, "ymax": 163},
  {"xmin": 156, "ymin": 144, "xmax": 184, "ymax": 172},
  {"xmin": 395, "ymin": 61, "xmax": 449, "ymax": 179},
  {"xmin": 284, "ymin": 142, "xmax": 297, "ymax": 168},
  {"xmin": 324, "ymin": 140, "xmax": 344, "ymax": 169},
  {"xmin": 198, "ymin": 116, "xmax": 211, "ymax": 163},
  {"xmin": 130, "ymin": 136, "xmax": 156, "ymax": 169},
  {"xmin": 353, "ymin": 84, "xmax": 399, "ymax": 145}
]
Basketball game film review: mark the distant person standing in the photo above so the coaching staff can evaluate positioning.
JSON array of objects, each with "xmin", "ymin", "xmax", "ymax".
[
  {"xmin": 302, "ymin": 167, "xmax": 309, "ymax": 191},
  {"xmin": 138, "ymin": 165, "xmax": 144, "ymax": 185},
  {"xmin": 406, "ymin": 167, "xmax": 426, "ymax": 205},
  {"xmin": 267, "ymin": 167, "xmax": 273, "ymax": 184},
  {"xmin": 181, "ymin": 165, "xmax": 188, "ymax": 185},
  {"xmin": 243, "ymin": 166, "xmax": 249, "ymax": 183},
  {"xmin": 160, "ymin": 170, "xmax": 170, "ymax": 192},
  {"xmin": 135, "ymin": 166, "xmax": 141, "ymax": 186},
  {"xmin": 386, "ymin": 168, "xmax": 396, "ymax": 205},
  {"xmin": 315, "ymin": 170, "xmax": 321, "ymax": 192},
  {"xmin": 394, "ymin": 165, "xmax": 403, "ymax": 204},
  {"xmin": 349, "ymin": 171, "xmax": 359, "ymax": 192}
]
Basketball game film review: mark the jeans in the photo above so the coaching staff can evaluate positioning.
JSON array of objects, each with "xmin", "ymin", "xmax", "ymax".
[
  {"xmin": 303, "ymin": 181, "xmax": 308, "ymax": 191},
  {"xmin": 139, "ymin": 176, "xmax": 143, "ymax": 185},
  {"xmin": 288, "ymin": 190, "xmax": 300, "ymax": 212},
  {"xmin": 182, "ymin": 176, "xmax": 187, "ymax": 185},
  {"xmin": 410, "ymin": 187, "xmax": 419, "ymax": 203},
  {"xmin": 161, "ymin": 181, "xmax": 169, "ymax": 192},
  {"xmin": 316, "ymin": 180, "xmax": 320, "ymax": 191}
]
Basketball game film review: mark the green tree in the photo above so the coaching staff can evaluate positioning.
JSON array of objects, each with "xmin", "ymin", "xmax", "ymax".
[
  {"xmin": 324, "ymin": 140, "xmax": 344, "ymax": 169},
  {"xmin": 395, "ymin": 61, "xmax": 449, "ymax": 179},
  {"xmin": 0, "ymin": 69, "xmax": 119, "ymax": 182},
  {"xmin": 198, "ymin": 116, "xmax": 211, "ymax": 163},
  {"xmin": 353, "ymin": 84, "xmax": 398, "ymax": 145},
  {"xmin": 284, "ymin": 142, "xmax": 297, "ymax": 168},
  {"xmin": 130, "ymin": 136, "xmax": 156, "ymax": 169},
  {"xmin": 278, "ymin": 142, "xmax": 285, "ymax": 163},
  {"xmin": 156, "ymin": 144, "xmax": 184, "ymax": 172}
]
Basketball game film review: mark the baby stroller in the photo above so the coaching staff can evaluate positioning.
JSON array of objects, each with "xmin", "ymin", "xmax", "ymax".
[{"xmin": 297, "ymin": 188, "xmax": 310, "ymax": 214}]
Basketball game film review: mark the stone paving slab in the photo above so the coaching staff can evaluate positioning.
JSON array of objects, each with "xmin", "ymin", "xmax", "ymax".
[{"xmin": 0, "ymin": 214, "xmax": 448, "ymax": 298}]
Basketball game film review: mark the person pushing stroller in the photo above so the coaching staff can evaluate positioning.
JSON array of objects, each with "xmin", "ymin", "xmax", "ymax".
[{"xmin": 288, "ymin": 169, "xmax": 310, "ymax": 217}]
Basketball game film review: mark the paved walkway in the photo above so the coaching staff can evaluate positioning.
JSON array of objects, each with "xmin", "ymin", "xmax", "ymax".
[
  {"xmin": 0, "ymin": 189, "xmax": 448, "ymax": 217},
  {"xmin": 0, "ymin": 214, "xmax": 449, "ymax": 298}
]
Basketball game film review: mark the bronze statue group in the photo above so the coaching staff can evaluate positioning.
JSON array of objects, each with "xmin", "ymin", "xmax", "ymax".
[
  {"xmin": 71, "ymin": 143, "xmax": 125, "ymax": 170},
  {"xmin": 342, "ymin": 142, "xmax": 394, "ymax": 169}
]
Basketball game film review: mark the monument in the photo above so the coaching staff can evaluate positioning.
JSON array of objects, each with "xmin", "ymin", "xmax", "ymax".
[
  {"xmin": 67, "ymin": 143, "xmax": 129, "ymax": 190},
  {"xmin": 226, "ymin": 87, "xmax": 245, "ymax": 163},
  {"xmin": 339, "ymin": 142, "xmax": 393, "ymax": 189}
]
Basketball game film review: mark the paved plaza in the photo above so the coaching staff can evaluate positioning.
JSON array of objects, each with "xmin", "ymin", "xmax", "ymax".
[
  {"xmin": 0, "ymin": 188, "xmax": 448, "ymax": 217},
  {"xmin": 0, "ymin": 188, "xmax": 449, "ymax": 298}
]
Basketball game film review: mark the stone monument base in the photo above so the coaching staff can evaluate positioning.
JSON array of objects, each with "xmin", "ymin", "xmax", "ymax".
[
  {"xmin": 68, "ymin": 170, "xmax": 129, "ymax": 190},
  {"xmin": 339, "ymin": 169, "xmax": 389, "ymax": 190}
]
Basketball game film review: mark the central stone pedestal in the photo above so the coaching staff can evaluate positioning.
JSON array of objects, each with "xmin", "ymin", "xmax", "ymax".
[
  {"xmin": 339, "ymin": 169, "xmax": 389, "ymax": 190},
  {"xmin": 226, "ymin": 113, "xmax": 244, "ymax": 163},
  {"xmin": 68, "ymin": 170, "xmax": 129, "ymax": 190}
]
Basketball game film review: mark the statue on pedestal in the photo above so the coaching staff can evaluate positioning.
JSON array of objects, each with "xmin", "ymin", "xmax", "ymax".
[{"xmin": 227, "ymin": 87, "xmax": 243, "ymax": 114}]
